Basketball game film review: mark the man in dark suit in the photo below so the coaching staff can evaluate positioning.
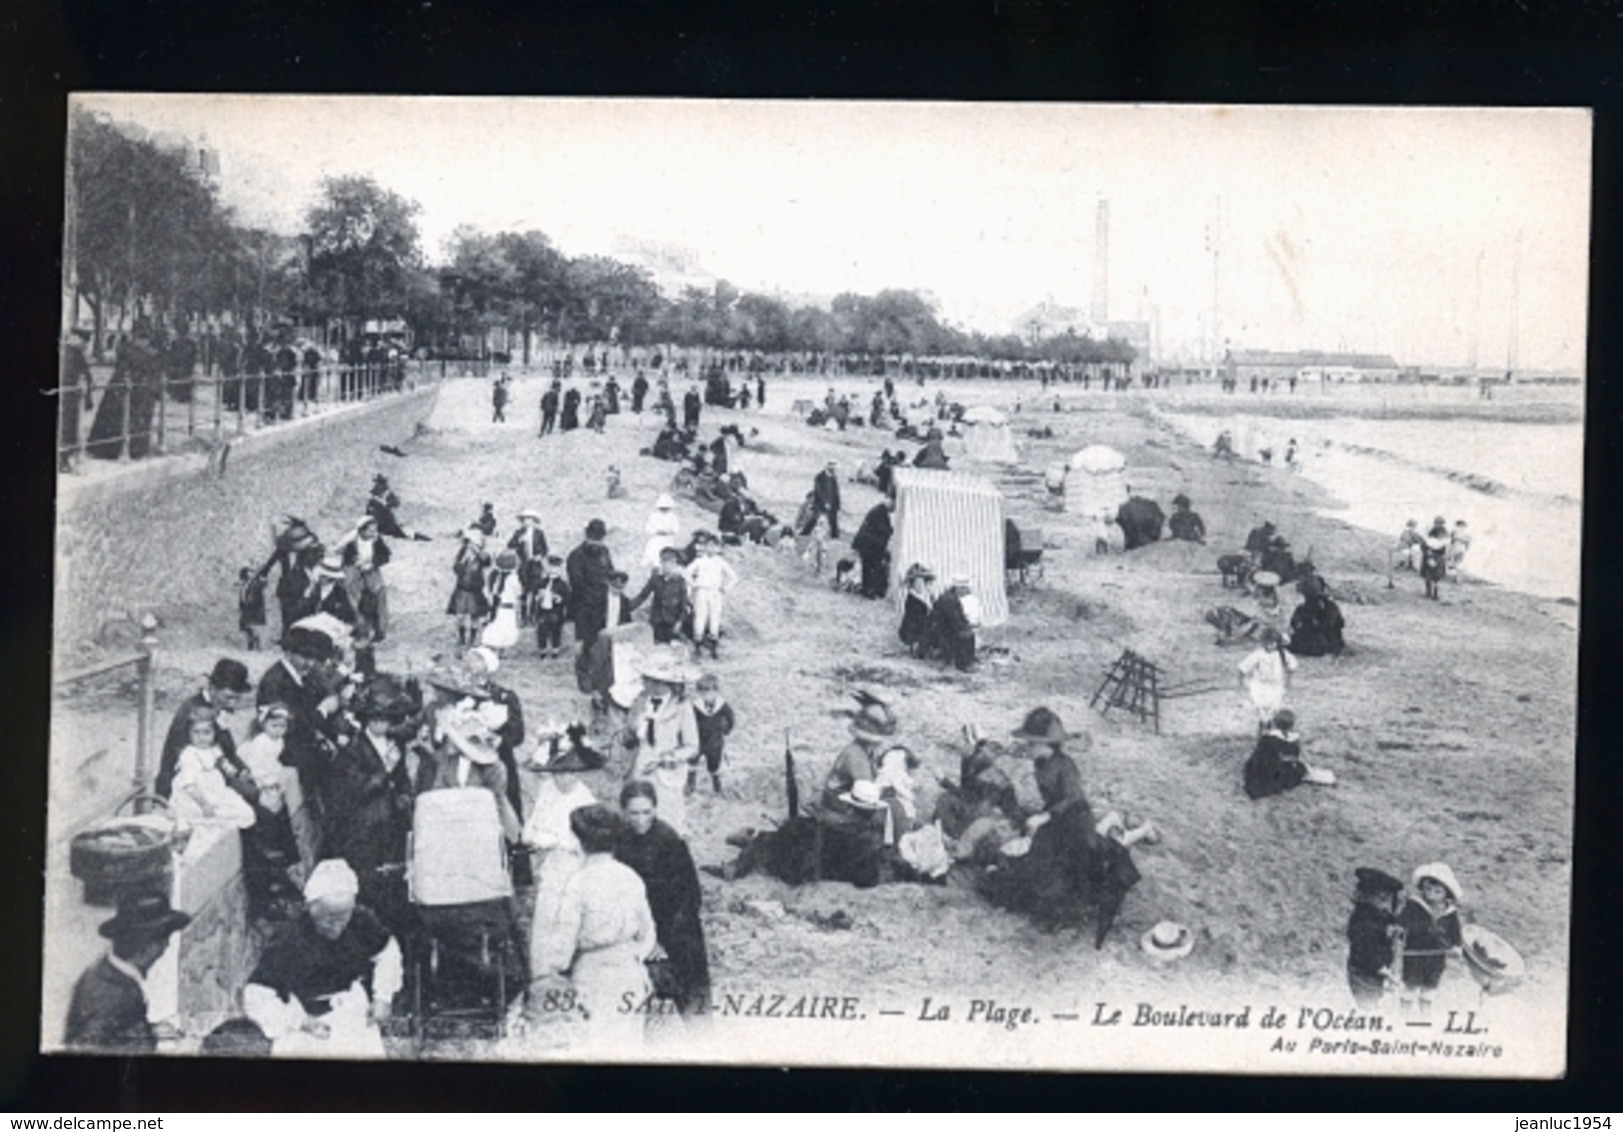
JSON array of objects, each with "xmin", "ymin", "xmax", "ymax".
[
  {"xmin": 64, "ymin": 894, "xmax": 191, "ymax": 1053},
  {"xmin": 508, "ymin": 509, "xmax": 549, "ymax": 626},
  {"xmin": 801, "ymin": 460, "xmax": 843, "ymax": 539},
  {"xmin": 156, "ymin": 658, "xmax": 253, "ymax": 798},
  {"xmin": 259, "ymin": 627, "xmax": 341, "ymax": 829},
  {"xmin": 323, "ymin": 675, "xmax": 419, "ymax": 934},
  {"xmin": 304, "ymin": 555, "xmax": 358, "ymax": 625}
]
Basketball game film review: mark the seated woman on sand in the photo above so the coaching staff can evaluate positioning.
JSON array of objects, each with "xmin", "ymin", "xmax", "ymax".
[{"xmin": 977, "ymin": 709, "xmax": 1157, "ymax": 946}]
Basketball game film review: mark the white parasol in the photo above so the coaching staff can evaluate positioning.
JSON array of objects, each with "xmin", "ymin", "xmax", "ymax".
[
  {"xmin": 1071, "ymin": 445, "xmax": 1127, "ymax": 474},
  {"xmin": 961, "ymin": 405, "xmax": 1007, "ymax": 425}
]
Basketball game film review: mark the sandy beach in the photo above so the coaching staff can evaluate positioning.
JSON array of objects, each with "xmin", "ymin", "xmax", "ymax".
[{"xmin": 47, "ymin": 369, "xmax": 1578, "ymax": 1069}]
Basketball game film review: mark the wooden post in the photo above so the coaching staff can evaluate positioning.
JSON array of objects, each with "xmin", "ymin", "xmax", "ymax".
[{"xmin": 134, "ymin": 616, "xmax": 159, "ymax": 801}]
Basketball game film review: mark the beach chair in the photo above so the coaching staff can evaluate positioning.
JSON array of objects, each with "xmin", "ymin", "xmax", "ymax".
[{"xmin": 406, "ymin": 787, "xmax": 521, "ymax": 1046}]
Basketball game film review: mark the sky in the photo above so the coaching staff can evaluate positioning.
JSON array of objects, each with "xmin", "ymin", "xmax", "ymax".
[{"xmin": 76, "ymin": 95, "xmax": 1591, "ymax": 371}]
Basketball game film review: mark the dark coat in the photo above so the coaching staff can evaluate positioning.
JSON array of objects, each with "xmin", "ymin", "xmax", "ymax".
[
  {"xmin": 1347, "ymin": 901, "xmax": 1399, "ymax": 983},
  {"xmin": 532, "ymin": 575, "xmax": 571, "ymax": 620},
  {"xmin": 1243, "ymin": 731, "xmax": 1307, "ymax": 799},
  {"xmin": 980, "ymin": 751, "xmax": 1139, "ymax": 939},
  {"xmin": 1168, "ymin": 508, "xmax": 1206, "ymax": 542},
  {"xmin": 248, "ymin": 905, "xmax": 393, "ymax": 1015},
  {"xmin": 508, "ymin": 525, "xmax": 549, "ymax": 567},
  {"xmin": 899, "ymin": 592, "xmax": 933, "ymax": 648},
  {"xmin": 64, "ymin": 956, "xmax": 154, "ymax": 1053},
  {"xmin": 257, "ymin": 660, "xmax": 332, "ymax": 797},
  {"xmin": 931, "ymin": 587, "xmax": 974, "ymax": 638},
  {"xmin": 446, "ymin": 545, "xmax": 491, "ymax": 616},
  {"xmin": 156, "ymin": 690, "xmax": 244, "ymax": 798},
  {"xmin": 342, "ymin": 536, "xmax": 392, "ymax": 570},
  {"xmin": 616, "ymin": 820, "xmax": 710, "ymax": 1004},
  {"xmin": 320, "ymin": 731, "xmax": 414, "ymax": 890},
  {"xmin": 1115, "ymin": 496, "xmax": 1166, "ymax": 551},
  {"xmin": 693, "ymin": 700, "xmax": 735, "ymax": 762},
  {"xmin": 560, "ymin": 388, "xmax": 582, "ymax": 429},
  {"xmin": 481, "ymin": 680, "xmax": 527, "ymax": 819},
  {"xmin": 630, "ymin": 571, "xmax": 689, "ymax": 627},
  {"xmin": 566, "ymin": 540, "xmax": 616, "ymax": 631},
  {"xmin": 851, "ymin": 504, "xmax": 892, "ymax": 560},
  {"xmin": 1398, "ymin": 898, "xmax": 1462, "ymax": 991},
  {"xmin": 812, "ymin": 468, "xmax": 841, "ymax": 514},
  {"xmin": 1289, "ymin": 595, "xmax": 1346, "ymax": 657}
]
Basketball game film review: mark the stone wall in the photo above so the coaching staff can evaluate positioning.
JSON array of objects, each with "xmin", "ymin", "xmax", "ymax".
[{"xmin": 54, "ymin": 388, "xmax": 439, "ymax": 656}]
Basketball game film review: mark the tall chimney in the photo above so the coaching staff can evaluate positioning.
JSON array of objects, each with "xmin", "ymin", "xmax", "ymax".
[{"xmin": 1091, "ymin": 199, "xmax": 1110, "ymax": 325}]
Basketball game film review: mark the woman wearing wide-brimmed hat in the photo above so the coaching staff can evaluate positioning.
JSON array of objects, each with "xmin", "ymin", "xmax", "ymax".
[
  {"xmin": 523, "ymin": 726, "xmax": 608, "ymax": 979},
  {"xmin": 978, "ymin": 707, "xmax": 1144, "ymax": 946},
  {"xmin": 628, "ymin": 654, "xmax": 701, "ymax": 837},
  {"xmin": 821, "ymin": 690, "xmax": 899, "ymax": 812},
  {"xmin": 417, "ymin": 697, "xmax": 521, "ymax": 843},
  {"xmin": 898, "ymin": 564, "xmax": 936, "ymax": 657}
]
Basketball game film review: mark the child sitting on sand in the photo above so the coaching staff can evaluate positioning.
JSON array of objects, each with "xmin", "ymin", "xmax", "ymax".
[{"xmin": 1242, "ymin": 709, "xmax": 1335, "ymax": 799}]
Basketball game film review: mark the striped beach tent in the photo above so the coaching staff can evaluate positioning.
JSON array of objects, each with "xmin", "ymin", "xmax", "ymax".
[{"xmin": 889, "ymin": 467, "xmax": 1009, "ymax": 627}]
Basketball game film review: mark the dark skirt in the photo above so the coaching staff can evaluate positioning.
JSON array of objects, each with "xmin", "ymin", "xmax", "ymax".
[{"xmin": 447, "ymin": 586, "xmax": 489, "ymax": 617}]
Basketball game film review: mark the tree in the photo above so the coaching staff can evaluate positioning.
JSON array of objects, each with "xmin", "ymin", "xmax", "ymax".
[
  {"xmin": 302, "ymin": 176, "xmax": 424, "ymax": 339},
  {"xmin": 68, "ymin": 109, "xmax": 237, "ymax": 353},
  {"xmin": 559, "ymin": 256, "xmax": 661, "ymax": 344},
  {"xmin": 496, "ymin": 230, "xmax": 567, "ymax": 363},
  {"xmin": 734, "ymin": 293, "xmax": 793, "ymax": 353}
]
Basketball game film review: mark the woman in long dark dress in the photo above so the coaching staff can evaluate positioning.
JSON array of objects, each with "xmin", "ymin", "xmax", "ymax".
[
  {"xmin": 87, "ymin": 328, "xmax": 161, "ymax": 460},
  {"xmin": 979, "ymin": 708, "xmax": 1141, "ymax": 946},
  {"xmin": 616, "ymin": 781, "xmax": 710, "ymax": 1016}
]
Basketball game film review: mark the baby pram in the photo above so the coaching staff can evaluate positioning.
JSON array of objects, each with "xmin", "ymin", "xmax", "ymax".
[
  {"xmin": 406, "ymin": 787, "xmax": 524, "ymax": 1046},
  {"xmin": 1005, "ymin": 518, "xmax": 1045, "ymax": 587}
]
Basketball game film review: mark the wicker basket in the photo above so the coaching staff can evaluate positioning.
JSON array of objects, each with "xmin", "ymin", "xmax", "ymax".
[{"xmin": 69, "ymin": 794, "xmax": 187, "ymax": 906}]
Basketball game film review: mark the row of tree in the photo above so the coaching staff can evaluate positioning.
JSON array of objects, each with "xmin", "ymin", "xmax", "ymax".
[{"xmin": 68, "ymin": 109, "xmax": 1136, "ymax": 368}]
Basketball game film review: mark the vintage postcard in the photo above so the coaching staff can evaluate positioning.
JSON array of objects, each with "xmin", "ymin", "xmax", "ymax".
[{"xmin": 45, "ymin": 96, "xmax": 1584, "ymax": 1076}]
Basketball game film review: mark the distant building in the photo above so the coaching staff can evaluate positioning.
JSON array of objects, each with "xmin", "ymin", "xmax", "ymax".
[
  {"xmin": 611, "ymin": 234, "xmax": 716, "ymax": 296},
  {"xmin": 1226, "ymin": 349, "xmax": 1401, "ymax": 385},
  {"xmin": 1011, "ymin": 297, "xmax": 1151, "ymax": 363}
]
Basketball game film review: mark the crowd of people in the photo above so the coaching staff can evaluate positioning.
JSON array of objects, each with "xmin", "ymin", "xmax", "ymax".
[{"xmin": 66, "ymin": 361, "xmax": 1493, "ymax": 1059}]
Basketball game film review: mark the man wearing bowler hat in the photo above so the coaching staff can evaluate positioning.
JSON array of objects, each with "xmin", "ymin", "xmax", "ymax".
[
  {"xmin": 64, "ymin": 893, "xmax": 191, "ymax": 1052},
  {"xmin": 156, "ymin": 657, "xmax": 253, "ymax": 799}
]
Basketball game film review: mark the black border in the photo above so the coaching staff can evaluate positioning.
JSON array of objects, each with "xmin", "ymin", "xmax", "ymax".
[{"xmin": 2, "ymin": 0, "xmax": 1620, "ymax": 1112}]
